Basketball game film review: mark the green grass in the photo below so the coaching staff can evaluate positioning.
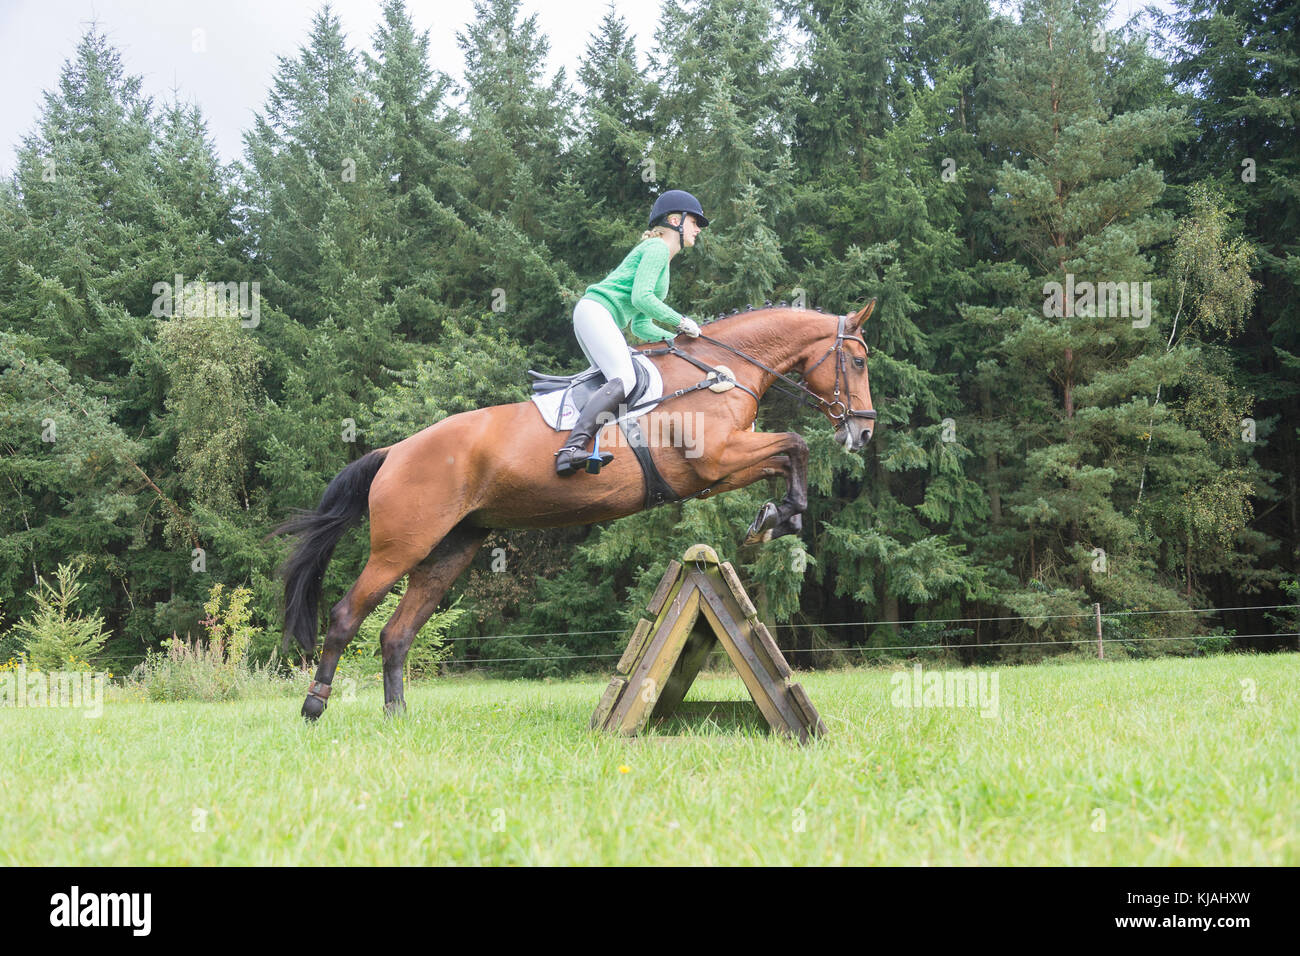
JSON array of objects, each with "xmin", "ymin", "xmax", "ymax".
[{"xmin": 1, "ymin": 654, "xmax": 1295, "ymax": 865}]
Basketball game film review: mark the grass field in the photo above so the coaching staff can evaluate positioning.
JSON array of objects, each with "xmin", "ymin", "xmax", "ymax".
[{"xmin": 1, "ymin": 654, "xmax": 1295, "ymax": 865}]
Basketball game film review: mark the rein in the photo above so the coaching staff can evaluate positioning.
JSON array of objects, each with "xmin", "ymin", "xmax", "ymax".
[{"xmin": 645, "ymin": 313, "xmax": 877, "ymax": 426}]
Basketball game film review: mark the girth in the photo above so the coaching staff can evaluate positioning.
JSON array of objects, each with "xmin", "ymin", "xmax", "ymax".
[
  {"xmin": 618, "ymin": 417, "xmax": 728, "ymax": 510},
  {"xmin": 618, "ymin": 345, "xmax": 746, "ymax": 509},
  {"xmin": 619, "ymin": 418, "xmax": 680, "ymax": 509}
]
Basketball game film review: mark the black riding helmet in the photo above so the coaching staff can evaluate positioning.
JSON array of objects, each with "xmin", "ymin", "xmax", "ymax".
[{"xmin": 649, "ymin": 190, "xmax": 708, "ymax": 251}]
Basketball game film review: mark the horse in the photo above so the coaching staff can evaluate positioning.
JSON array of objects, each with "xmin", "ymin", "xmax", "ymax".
[{"xmin": 275, "ymin": 300, "xmax": 877, "ymax": 720}]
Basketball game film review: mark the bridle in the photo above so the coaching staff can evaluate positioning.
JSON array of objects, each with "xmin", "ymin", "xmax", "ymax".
[
  {"xmin": 681, "ymin": 313, "xmax": 877, "ymax": 427},
  {"xmin": 800, "ymin": 313, "xmax": 878, "ymax": 425}
]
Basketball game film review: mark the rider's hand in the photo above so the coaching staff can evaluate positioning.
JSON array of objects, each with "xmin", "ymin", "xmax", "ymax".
[{"xmin": 677, "ymin": 317, "xmax": 702, "ymax": 338}]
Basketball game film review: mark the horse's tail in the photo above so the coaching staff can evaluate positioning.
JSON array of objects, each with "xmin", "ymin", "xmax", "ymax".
[{"xmin": 274, "ymin": 449, "xmax": 390, "ymax": 654}]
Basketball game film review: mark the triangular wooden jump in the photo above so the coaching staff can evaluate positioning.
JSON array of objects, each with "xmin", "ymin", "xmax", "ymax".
[{"xmin": 591, "ymin": 544, "xmax": 826, "ymax": 743}]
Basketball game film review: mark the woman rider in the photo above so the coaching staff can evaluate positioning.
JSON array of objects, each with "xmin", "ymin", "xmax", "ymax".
[{"xmin": 554, "ymin": 189, "xmax": 707, "ymax": 476}]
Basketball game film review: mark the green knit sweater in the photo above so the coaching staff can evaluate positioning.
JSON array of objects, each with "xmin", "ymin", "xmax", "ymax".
[{"xmin": 582, "ymin": 237, "xmax": 686, "ymax": 343}]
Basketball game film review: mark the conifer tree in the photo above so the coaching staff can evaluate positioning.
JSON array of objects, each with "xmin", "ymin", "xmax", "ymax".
[
  {"xmin": 0, "ymin": 28, "xmax": 241, "ymax": 651},
  {"xmin": 976, "ymin": 0, "xmax": 1258, "ymax": 642},
  {"xmin": 653, "ymin": 0, "xmax": 795, "ymax": 308},
  {"xmin": 455, "ymin": 0, "xmax": 581, "ymax": 342},
  {"xmin": 568, "ymin": 4, "xmax": 659, "ymax": 271}
]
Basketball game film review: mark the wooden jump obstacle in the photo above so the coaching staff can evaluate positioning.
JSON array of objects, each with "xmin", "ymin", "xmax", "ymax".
[{"xmin": 591, "ymin": 544, "xmax": 826, "ymax": 743}]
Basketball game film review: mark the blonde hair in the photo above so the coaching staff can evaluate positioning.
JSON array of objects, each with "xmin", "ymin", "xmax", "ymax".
[{"xmin": 641, "ymin": 212, "xmax": 687, "ymax": 242}]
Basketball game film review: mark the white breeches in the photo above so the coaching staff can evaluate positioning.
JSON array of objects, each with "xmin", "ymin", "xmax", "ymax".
[{"xmin": 573, "ymin": 297, "xmax": 636, "ymax": 397}]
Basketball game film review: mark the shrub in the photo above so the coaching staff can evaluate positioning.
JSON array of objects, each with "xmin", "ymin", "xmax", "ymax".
[
  {"xmin": 128, "ymin": 583, "xmax": 301, "ymax": 701},
  {"xmin": 200, "ymin": 583, "xmax": 256, "ymax": 670},
  {"xmin": 11, "ymin": 562, "xmax": 109, "ymax": 671}
]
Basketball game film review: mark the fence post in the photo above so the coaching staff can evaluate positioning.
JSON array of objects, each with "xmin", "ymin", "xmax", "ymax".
[{"xmin": 1094, "ymin": 602, "xmax": 1104, "ymax": 659}]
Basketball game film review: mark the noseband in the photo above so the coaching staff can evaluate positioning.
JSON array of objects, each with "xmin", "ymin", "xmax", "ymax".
[{"xmin": 692, "ymin": 313, "xmax": 877, "ymax": 427}]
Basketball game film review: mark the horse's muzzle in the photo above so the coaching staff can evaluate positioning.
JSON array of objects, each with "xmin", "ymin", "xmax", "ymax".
[{"xmin": 835, "ymin": 420, "xmax": 873, "ymax": 452}]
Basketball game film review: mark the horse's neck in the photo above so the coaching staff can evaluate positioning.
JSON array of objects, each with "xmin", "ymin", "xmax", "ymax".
[{"xmin": 705, "ymin": 312, "xmax": 828, "ymax": 392}]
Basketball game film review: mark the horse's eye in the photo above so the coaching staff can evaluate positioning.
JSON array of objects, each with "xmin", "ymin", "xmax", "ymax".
[{"xmin": 853, "ymin": 357, "xmax": 865, "ymax": 369}]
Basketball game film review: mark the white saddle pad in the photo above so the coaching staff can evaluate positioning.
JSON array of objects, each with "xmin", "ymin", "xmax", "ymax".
[{"xmin": 530, "ymin": 351, "xmax": 664, "ymax": 432}]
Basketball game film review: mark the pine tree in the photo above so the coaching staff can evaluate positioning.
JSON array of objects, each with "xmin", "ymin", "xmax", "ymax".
[
  {"xmin": 0, "ymin": 27, "xmax": 235, "ymax": 653},
  {"xmin": 771, "ymin": 0, "xmax": 991, "ymax": 652},
  {"xmin": 243, "ymin": 5, "xmax": 409, "ymax": 512},
  {"xmin": 575, "ymin": 4, "xmax": 657, "ymax": 203},
  {"xmin": 364, "ymin": 0, "xmax": 468, "ymax": 339},
  {"xmin": 975, "ymin": 0, "xmax": 1259, "ymax": 645},
  {"xmin": 454, "ymin": 0, "xmax": 581, "ymax": 343},
  {"xmin": 652, "ymin": 0, "xmax": 796, "ymax": 308}
]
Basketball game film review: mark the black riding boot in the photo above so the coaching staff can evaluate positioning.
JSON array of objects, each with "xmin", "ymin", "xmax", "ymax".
[{"xmin": 555, "ymin": 380, "xmax": 626, "ymax": 477}]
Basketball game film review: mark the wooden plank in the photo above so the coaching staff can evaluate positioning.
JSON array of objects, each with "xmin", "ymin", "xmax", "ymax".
[
  {"xmin": 616, "ymin": 618, "xmax": 654, "ymax": 675},
  {"xmin": 590, "ymin": 677, "xmax": 628, "ymax": 731},
  {"xmin": 629, "ymin": 571, "xmax": 687, "ymax": 676},
  {"xmin": 703, "ymin": 568, "xmax": 789, "ymax": 683},
  {"xmin": 682, "ymin": 544, "xmax": 720, "ymax": 565},
  {"xmin": 696, "ymin": 584, "xmax": 806, "ymax": 737},
  {"xmin": 719, "ymin": 561, "xmax": 759, "ymax": 620},
  {"xmin": 788, "ymin": 683, "xmax": 827, "ymax": 738},
  {"xmin": 752, "ymin": 620, "xmax": 792, "ymax": 680},
  {"xmin": 652, "ymin": 622, "xmax": 718, "ymax": 716},
  {"xmin": 610, "ymin": 581, "xmax": 701, "ymax": 736},
  {"xmin": 646, "ymin": 560, "xmax": 682, "ymax": 616},
  {"xmin": 591, "ymin": 544, "xmax": 825, "ymax": 744},
  {"xmin": 620, "ymin": 586, "xmax": 702, "ymax": 735}
]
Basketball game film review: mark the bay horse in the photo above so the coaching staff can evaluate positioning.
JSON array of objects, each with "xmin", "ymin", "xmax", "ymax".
[{"xmin": 276, "ymin": 300, "xmax": 876, "ymax": 720}]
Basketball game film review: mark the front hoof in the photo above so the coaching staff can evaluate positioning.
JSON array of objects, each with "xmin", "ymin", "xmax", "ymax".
[
  {"xmin": 301, "ymin": 695, "xmax": 326, "ymax": 722},
  {"xmin": 384, "ymin": 699, "xmax": 407, "ymax": 718},
  {"xmin": 744, "ymin": 501, "xmax": 779, "ymax": 545}
]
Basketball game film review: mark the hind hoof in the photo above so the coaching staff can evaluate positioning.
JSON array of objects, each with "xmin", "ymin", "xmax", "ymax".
[{"xmin": 301, "ymin": 695, "xmax": 326, "ymax": 722}]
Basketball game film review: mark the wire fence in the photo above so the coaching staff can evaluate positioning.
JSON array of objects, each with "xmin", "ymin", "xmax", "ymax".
[{"xmin": 440, "ymin": 603, "xmax": 1300, "ymax": 668}]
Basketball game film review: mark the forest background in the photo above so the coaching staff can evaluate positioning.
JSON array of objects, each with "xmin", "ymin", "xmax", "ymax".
[{"xmin": 1, "ymin": 0, "xmax": 1296, "ymax": 676}]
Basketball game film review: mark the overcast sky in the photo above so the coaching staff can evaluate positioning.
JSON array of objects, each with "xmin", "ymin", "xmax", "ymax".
[{"xmin": 0, "ymin": 0, "xmax": 1162, "ymax": 177}]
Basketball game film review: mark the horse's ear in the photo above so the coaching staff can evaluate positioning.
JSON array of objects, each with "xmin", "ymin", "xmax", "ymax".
[{"xmin": 848, "ymin": 298, "xmax": 876, "ymax": 331}]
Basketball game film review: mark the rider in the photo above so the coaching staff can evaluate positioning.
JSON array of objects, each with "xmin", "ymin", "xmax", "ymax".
[{"xmin": 554, "ymin": 189, "xmax": 707, "ymax": 477}]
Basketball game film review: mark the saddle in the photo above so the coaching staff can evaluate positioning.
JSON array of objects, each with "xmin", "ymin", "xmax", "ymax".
[
  {"xmin": 527, "ymin": 355, "xmax": 653, "ymax": 412},
  {"xmin": 527, "ymin": 352, "xmax": 680, "ymax": 508}
]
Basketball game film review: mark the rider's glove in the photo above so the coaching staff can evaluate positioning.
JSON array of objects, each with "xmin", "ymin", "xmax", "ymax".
[{"xmin": 677, "ymin": 316, "xmax": 702, "ymax": 338}]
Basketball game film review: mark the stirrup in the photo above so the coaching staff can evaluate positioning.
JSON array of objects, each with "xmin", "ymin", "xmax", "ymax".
[
  {"xmin": 556, "ymin": 444, "xmax": 606, "ymax": 477},
  {"xmin": 585, "ymin": 433, "xmax": 614, "ymax": 475}
]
